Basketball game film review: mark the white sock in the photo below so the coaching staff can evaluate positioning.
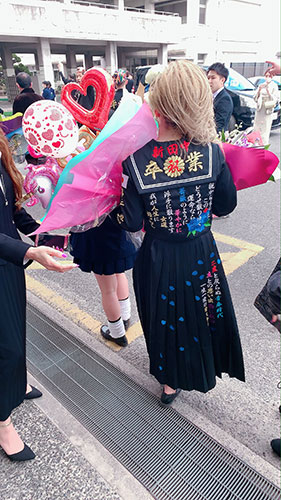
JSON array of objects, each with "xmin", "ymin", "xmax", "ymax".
[
  {"xmin": 119, "ymin": 297, "xmax": 131, "ymax": 321},
  {"xmin": 108, "ymin": 317, "xmax": 126, "ymax": 338}
]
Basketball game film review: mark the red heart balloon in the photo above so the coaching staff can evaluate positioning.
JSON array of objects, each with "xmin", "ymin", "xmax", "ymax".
[{"xmin": 61, "ymin": 68, "xmax": 115, "ymax": 131}]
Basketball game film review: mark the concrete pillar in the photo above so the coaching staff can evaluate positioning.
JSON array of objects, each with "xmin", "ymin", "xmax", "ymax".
[
  {"xmin": 118, "ymin": 50, "xmax": 127, "ymax": 69},
  {"xmin": 66, "ymin": 48, "xmax": 77, "ymax": 77},
  {"xmin": 145, "ymin": 0, "xmax": 155, "ymax": 13},
  {"xmin": 85, "ymin": 53, "xmax": 93, "ymax": 70},
  {"xmin": 35, "ymin": 38, "xmax": 54, "ymax": 93},
  {"xmin": 105, "ymin": 42, "xmax": 118, "ymax": 75},
  {"xmin": 100, "ymin": 57, "xmax": 106, "ymax": 69},
  {"xmin": 186, "ymin": 0, "xmax": 199, "ymax": 23},
  {"xmin": 158, "ymin": 44, "xmax": 168, "ymax": 66},
  {"xmin": 113, "ymin": 0, "xmax": 124, "ymax": 10},
  {"xmin": 0, "ymin": 45, "xmax": 16, "ymax": 102}
]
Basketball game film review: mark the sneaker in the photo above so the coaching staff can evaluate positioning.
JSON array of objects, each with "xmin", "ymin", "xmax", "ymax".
[
  {"xmin": 100, "ymin": 325, "xmax": 128, "ymax": 347},
  {"xmin": 160, "ymin": 388, "xmax": 181, "ymax": 407}
]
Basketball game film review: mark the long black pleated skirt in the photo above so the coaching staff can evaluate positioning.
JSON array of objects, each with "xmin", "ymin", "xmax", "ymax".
[
  {"xmin": 133, "ymin": 230, "xmax": 245, "ymax": 393},
  {"xmin": 0, "ymin": 262, "xmax": 26, "ymax": 420}
]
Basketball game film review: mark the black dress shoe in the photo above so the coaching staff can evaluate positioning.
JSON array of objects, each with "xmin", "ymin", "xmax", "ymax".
[
  {"xmin": 123, "ymin": 318, "xmax": 131, "ymax": 331},
  {"xmin": 160, "ymin": 388, "xmax": 181, "ymax": 407},
  {"xmin": 6, "ymin": 443, "xmax": 35, "ymax": 462},
  {"xmin": 100, "ymin": 325, "xmax": 128, "ymax": 347},
  {"xmin": 271, "ymin": 439, "xmax": 281, "ymax": 457},
  {"xmin": 24, "ymin": 385, "xmax": 42, "ymax": 400}
]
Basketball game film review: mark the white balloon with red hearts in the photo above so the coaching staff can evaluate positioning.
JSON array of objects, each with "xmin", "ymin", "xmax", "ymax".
[{"xmin": 22, "ymin": 101, "xmax": 79, "ymax": 158}]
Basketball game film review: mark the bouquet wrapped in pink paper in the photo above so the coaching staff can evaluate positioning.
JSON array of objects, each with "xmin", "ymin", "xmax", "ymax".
[
  {"xmin": 31, "ymin": 99, "xmax": 158, "ymax": 235},
  {"xmin": 219, "ymin": 127, "xmax": 279, "ymax": 191}
]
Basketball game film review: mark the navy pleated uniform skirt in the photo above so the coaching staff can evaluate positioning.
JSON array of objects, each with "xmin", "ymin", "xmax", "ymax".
[
  {"xmin": 70, "ymin": 217, "xmax": 137, "ymax": 275},
  {"xmin": 133, "ymin": 230, "xmax": 245, "ymax": 393},
  {"xmin": 0, "ymin": 262, "xmax": 27, "ymax": 420}
]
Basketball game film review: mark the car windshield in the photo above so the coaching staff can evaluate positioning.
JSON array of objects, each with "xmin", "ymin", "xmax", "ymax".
[
  {"xmin": 256, "ymin": 77, "xmax": 280, "ymax": 87},
  {"xmin": 225, "ymin": 69, "xmax": 256, "ymax": 91}
]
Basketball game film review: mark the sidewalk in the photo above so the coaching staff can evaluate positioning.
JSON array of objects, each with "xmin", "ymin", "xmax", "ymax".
[
  {"xmin": 0, "ymin": 295, "xmax": 153, "ymax": 500},
  {"xmin": 1, "ymin": 290, "xmax": 279, "ymax": 500}
]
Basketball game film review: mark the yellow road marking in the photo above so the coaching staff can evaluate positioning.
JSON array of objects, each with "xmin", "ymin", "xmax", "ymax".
[
  {"xmin": 28, "ymin": 260, "xmax": 73, "ymax": 270},
  {"xmin": 213, "ymin": 232, "xmax": 264, "ymax": 276},
  {"xmin": 26, "ymin": 232, "xmax": 264, "ymax": 349},
  {"xmin": 213, "ymin": 232, "xmax": 264, "ymax": 253}
]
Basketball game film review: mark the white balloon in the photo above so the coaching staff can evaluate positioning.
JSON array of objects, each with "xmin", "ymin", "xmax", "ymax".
[{"xmin": 22, "ymin": 101, "xmax": 79, "ymax": 158}]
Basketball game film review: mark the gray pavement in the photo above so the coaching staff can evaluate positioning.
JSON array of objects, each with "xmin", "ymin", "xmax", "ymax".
[{"xmin": 0, "ymin": 401, "xmax": 123, "ymax": 500}]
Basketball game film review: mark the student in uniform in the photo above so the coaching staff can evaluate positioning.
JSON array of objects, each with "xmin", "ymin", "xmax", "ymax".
[{"xmin": 112, "ymin": 60, "xmax": 245, "ymax": 406}]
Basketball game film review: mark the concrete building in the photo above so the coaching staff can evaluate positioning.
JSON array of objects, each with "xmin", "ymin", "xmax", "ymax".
[
  {"xmin": 0, "ymin": 0, "xmax": 279, "ymax": 101},
  {"xmin": 125, "ymin": 0, "xmax": 278, "ymax": 67},
  {"xmin": 0, "ymin": 0, "xmax": 181, "ymax": 100}
]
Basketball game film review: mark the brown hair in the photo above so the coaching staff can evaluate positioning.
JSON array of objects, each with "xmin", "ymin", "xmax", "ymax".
[
  {"xmin": 149, "ymin": 60, "xmax": 217, "ymax": 145},
  {"xmin": 0, "ymin": 128, "xmax": 23, "ymax": 203}
]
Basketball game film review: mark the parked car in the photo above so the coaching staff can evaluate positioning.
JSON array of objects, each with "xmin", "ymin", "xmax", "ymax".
[
  {"xmin": 204, "ymin": 67, "xmax": 280, "ymax": 131},
  {"xmin": 248, "ymin": 75, "xmax": 281, "ymax": 91}
]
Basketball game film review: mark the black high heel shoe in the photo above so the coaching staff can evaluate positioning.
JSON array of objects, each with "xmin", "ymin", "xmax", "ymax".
[
  {"xmin": 0, "ymin": 418, "xmax": 35, "ymax": 462},
  {"xmin": 6, "ymin": 443, "xmax": 35, "ymax": 462},
  {"xmin": 24, "ymin": 385, "xmax": 42, "ymax": 400}
]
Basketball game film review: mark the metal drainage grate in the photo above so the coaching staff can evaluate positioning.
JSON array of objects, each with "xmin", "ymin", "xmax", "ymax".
[{"xmin": 26, "ymin": 304, "xmax": 280, "ymax": 500}]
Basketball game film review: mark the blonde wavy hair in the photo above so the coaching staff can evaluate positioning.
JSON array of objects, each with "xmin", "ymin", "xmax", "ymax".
[{"xmin": 149, "ymin": 60, "xmax": 217, "ymax": 145}]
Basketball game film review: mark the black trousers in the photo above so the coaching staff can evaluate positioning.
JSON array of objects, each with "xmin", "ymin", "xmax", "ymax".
[{"xmin": 0, "ymin": 262, "xmax": 26, "ymax": 420}]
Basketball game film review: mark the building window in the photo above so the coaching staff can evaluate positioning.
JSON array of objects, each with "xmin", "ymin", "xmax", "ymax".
[
  {"xmin": 199, "ymin": 0, "xmax": 207, "ymax": 24},
  {"xmin": 197, "ymin": 53, "xmax": 207, "ymax": 65},
  {"xmin": 155, "ymin": 0, "xmax": 187, "ymax": 22}
]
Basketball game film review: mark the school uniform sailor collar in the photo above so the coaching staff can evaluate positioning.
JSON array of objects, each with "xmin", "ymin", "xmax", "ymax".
[{"xmin": 128, "ymin": 142, "xmax": 213, "ymax": 193}]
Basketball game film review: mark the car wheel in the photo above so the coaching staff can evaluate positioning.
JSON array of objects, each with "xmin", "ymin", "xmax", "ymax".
[{"xmin": 229, "ymin": 115, "xmax": 237, "ymax": 132}]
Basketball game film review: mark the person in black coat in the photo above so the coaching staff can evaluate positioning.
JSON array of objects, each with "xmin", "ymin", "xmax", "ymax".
[
  {"xmin": 0, "ymin": 129, "xmax": 76, "ymax": 462},
  {"xmin": 207, "ymin": 63, "xmax": 233, "ymax": 133},
  {"xmin": 12, "ymin": 72, "xmax": 43, "ymax": 116}
]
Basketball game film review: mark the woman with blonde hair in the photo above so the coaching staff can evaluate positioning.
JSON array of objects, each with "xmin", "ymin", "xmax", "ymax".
[
  {"xmin": 0, "ymin": 129, "xmax": 76, "ymax": 461},
  {"xmin": 112, "ymin": 60, "xmax": 245, "ymax": 406}
]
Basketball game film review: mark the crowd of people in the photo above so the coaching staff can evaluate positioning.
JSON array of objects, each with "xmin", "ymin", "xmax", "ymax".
[{"xmin": 0, "ymin": 59, "xmax": 280, "ymax": 462}]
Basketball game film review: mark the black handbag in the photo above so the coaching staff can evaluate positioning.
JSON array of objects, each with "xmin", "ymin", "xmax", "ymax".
[{"xmin": 254, "ymin": 258, "xmax": 281, "ymax": 332}]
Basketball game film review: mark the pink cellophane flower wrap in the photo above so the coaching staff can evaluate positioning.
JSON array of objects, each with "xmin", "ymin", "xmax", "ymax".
[
  {"xmin": 31, "ymin": 100, "xmax": 158, "ymax": 235},
  {"xmin": 221, "ymin": 142, "xmax": 279, "ymax": 191}
]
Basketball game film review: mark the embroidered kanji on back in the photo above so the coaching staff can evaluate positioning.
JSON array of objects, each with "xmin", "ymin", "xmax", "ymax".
[{"xmin": 123, "ymin": 138, "xmax": 219, "ymax": 240}]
